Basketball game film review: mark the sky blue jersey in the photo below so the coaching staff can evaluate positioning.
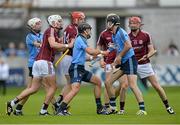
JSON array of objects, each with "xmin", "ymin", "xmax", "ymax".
[
  {"xmin": 112, "ymin": 27, "xmax": 134, "ymax": 63},
  {"xmin": 72, "ymin": 35, "xmax": 88, "ymax": 65},
  {"xmin": 26, "ymin": 32, "xmax": 43, "ymax": 67}
]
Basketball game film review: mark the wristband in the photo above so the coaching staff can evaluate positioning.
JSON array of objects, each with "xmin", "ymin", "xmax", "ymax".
[
  {"xmin": 65, "ymin": 44, "xmax": 69, "ymax": 48},
  {"xmin": 90, "ymin": 56, "xmax": 93, "ymax": 61}
]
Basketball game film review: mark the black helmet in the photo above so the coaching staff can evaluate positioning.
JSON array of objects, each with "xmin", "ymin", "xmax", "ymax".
[
  {"xmin": 106, "ymin": 13, "xmax": 120, "ymax": 25},
  {"xmin": 78, "ymin": 22, "xmax": 92, "ymax": 33}
]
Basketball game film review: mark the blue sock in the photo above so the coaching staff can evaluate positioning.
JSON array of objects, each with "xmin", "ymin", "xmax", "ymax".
[
  {"xmin": 95, "ymin": 98, "xmax": 102, "ymax": 109},
  {"xmin": 110, "ymin": 97, "xmax": 116, "ymax": 107},
  {"xmin": 139, "ymin": 102, "xmax": 145, "ymax": 111}
]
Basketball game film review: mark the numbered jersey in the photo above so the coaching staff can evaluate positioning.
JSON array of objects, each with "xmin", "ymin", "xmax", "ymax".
[
  {"xmin": 97, "ymin": 29, "xmax": 116, "ymax": 64},
  {"xmin": 36, "ymin": 27, "xmax": 60, "ymax": 62},
  {"xmin": 129, "ymin": 30, "xmax": 152, "ymax": 64}
]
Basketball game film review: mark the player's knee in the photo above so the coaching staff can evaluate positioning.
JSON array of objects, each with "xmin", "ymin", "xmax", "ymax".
[
  {"xmin": 129, "ymin": 83, "xmax": 137, "ymax": 90},
  {"xmin": 30, "ymin": 88, "xmax": 39, "ymax": 94},
  {"xmin": 153, "ymin": 83, "xmax": 162, "ymax": 91},
  {"xmin": 72, "ymin": 85, "xmax": 80, "ymax": 94},
  {"xmin": 105, "ymin": 82, "xmax": 110, "ymax": 89},
  {"xmin": 121, "ymin": 83, "xmax": 128, "ymax": 90},
  {"xmin": 52, "ymin": 84, "xmax": 58, "ymax": 91}
]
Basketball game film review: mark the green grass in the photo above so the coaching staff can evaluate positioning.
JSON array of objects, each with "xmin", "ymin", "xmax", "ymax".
[{"xmin": 0, "ymin": 85, "xmax": 179, "ymax": 124}]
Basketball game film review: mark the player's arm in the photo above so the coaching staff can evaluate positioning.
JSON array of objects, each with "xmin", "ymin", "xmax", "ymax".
[
  {"xmin": 85, "ymin": 47, "xmax": 108, "ymax": 56},
  {"xmin": 118, "ymin": 40, "xmax": 132, "ymax": 58},
  {"xmin": 147, "ymin": 44, "xmax": 157, "ymax": 58},
  {"xmin": 86, "ymin": 55, "xmax": 93, "ymax": 61},
  {"xmin": 115, "ymin": 40, "xmax": 132, "ymax": 64},
  {"xmin": 48, "ymin": 36, "xmax": 66, "ymax": 48}
]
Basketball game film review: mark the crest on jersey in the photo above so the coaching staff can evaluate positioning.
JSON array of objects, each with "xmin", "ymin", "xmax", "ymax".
[{"xmin": 139, "ymin": 40, "xmax": 143, "ymax": 44}]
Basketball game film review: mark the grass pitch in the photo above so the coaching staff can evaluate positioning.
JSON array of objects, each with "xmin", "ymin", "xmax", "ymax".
[{"xmin": 0, "ymin": 85, "xmax": 179, "ymax": 124}]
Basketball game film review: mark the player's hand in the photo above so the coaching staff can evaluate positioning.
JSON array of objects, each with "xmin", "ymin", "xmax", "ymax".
[
  {"xmin": 101, "ymin": 50, "xmax": 109, "ymax": 56},
  {"xmin": 138, "ymin": 55, "xmax": 148, "ymax": 62},
  {"xmin": 68, "ymin": 41, "xmax": 74, "ymax": 48},
  {"xmin": 99, "ymin": 60, "xmax": 106, "ymax": 68},
  {"xmin": 114, "ymin": 56, "xmax": 122, "ymax": 65}
]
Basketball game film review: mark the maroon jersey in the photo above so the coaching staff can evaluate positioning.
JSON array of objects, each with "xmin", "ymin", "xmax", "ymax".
[
  {"xmin": 129, "ymin": 30, "xmax": 152, "ymax": 64},
  {"xmin": 97, "ymin": 29, "xmax": 116, "ymax": 64},
  {"xmin": 63, "ymin": 23, "xmax": 78, "ymax": 56},
  {"xmin": 36, "ymin": 27, "xmax": 60, "ymax": 62}
]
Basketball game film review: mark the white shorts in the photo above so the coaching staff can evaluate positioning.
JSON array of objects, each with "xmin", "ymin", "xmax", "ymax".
[
  {"xmin": 137, "ymin": 63, "xmax": 155, "ymax": 79},
  {"xmin": 59, "ymin": 55, "xmax": 72, "ymax": 75},
  {"xmin": 105, "ymin": 64, "xmax": 113, "ymax": 73},
  {"xmin": 32, "ymin": 60, "xmax": 55, "ymax": 77}
]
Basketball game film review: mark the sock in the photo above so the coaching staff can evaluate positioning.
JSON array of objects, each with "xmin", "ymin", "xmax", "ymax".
[
  {"xmin": 60, "ymin": 102, "xmax": 68, "ymax": 110},
  {"xmin": 95, "ymin": 98, "xmax": 102, "ymax": 109},
  {"xmin": 139, "ymin": 102, "xmax": 145, "ymax": 111},
  {"xmin": 42, "ymin": 103, "xmax": 49, "ymax": 110},
  {"xmin": 40, "ymin": 103, "xmax": 49, "ymax": 113},
  {"xmin": 120, "ymin": 102, "xmax": 125, "ymax": 110},
  {"xmin": 163, "ymin": 100, "xmax": 170, "ymax": 108},
  {"xmin": 105, "ymin": 103, "xmax": 110, "ymax": 108},
  {"xmin": 11, "ymin": 98, "xmax": 19, "ymax": 106},
  {"xmin": 16, "ymin": 104, "xmax": 23, "ymax": 111},
  {"xmin": 57, "ymin": 95, "xmax": 63, "ymax": 104},
  {"xmin": 109, "ymin": 96, "xmax": 116, "ymax": 108}
]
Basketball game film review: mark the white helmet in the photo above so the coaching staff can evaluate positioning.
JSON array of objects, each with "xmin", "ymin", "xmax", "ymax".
[
  {"xmin": 47, "ymin": 15, "xmax": 62, "ymax": 27},
  {"xmin": 27, "ymin": 17, "xmax": 41, "ymax": 28}
]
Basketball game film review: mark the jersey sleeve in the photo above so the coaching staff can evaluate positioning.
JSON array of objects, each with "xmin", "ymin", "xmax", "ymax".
[
  {"xmin": 119, "ymin": 28, "xmax": 130, "ymax": 43},
  {"xmin": 26, "ymin": 34, "xmax": 36, "ymax": 45},
  {"xmin": 80, "ymin": 40, "xmax": 88, "ymax": 50},
  {"xmin": 146, "ymin": 33, "xmax": 153, "ymax": 45}
]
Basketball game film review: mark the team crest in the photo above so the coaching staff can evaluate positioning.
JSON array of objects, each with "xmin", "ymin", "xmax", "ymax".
[{"xmin": 139, "ymin": 40, "xmax": 143, "ymax": 44}]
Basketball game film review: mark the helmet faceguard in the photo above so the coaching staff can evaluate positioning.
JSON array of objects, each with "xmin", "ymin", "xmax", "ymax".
[
  {"xmin": 106, "ymin": 13, "xmax": 120, "ymax": 30},
  {"xmin": 78, "ymin": 22, "xmax": 92, "ymax": 39}
]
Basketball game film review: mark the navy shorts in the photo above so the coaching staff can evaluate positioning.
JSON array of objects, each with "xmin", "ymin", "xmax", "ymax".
[
  {"xmin": 121, "ymin": 55, "xmax": 137, "ymax": 75},
  {"xmin": 28, "ymin": 67, "xmax": 33, "ymax": 78},
  {"xmin": 69, "ymin": 64, "xmax": 93, "ymax": 84}
]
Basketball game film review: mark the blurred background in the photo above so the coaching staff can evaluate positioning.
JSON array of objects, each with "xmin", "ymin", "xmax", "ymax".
[{"xmin": 0, "ymin": 0, "xmax": 180, "ymax": 92}]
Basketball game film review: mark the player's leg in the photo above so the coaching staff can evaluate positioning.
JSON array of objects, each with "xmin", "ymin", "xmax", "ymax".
[
  {"xmin": 39, "ymin": 75, "xmax": 57, "ymax": 115},
  {"xmin": 88, "ymin": 74, "xmax": 108, "ymax": 114},
  {"xmin": 56, "ymin": 55, "xmax": 72, "ymax": 106},
  {"xmin": 57, "ymin": 82, "xmax": 80, "ymax": 116},
  {"xmin": 6, "ymin": 77, "xmax": 42, "ymax": 116},
  {"xmin": 122, "ymin": 56, "xmax": 146, "ymax": 115},
  {"xmin": 57, "ymin": 64, "xmax": 81, "ymax": 116},
  {"xmin": 56, "ymin": 75, "xmax": 71, "ymax": 105},
  {"xmin": 127, "ymin": 74, "xmax": 147, "ymax": 115},
  {"xmin": 147, "ymin": 75, "xmax": 175, "ymax": 114},
  {"xmin": 118, "ymin": 75, "xmax": 128, "ymax": 115},
  {"xmin": 103, "ymin": 64, "xmax": 114, "ymax": 109},
  {"xmin": 42, "ymin": 77, "xmax": 59, "ymax": 114},
  {"xmin": 14, "ymin": 67, "xmax": 33, "ymax": 116}
]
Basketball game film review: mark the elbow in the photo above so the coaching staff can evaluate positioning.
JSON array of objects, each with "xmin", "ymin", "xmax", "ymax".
[
  {"xmin": 127, "ymin": 44, "xmax": 132, "ymax": 50},
  {"xmin": 49, "ymin": 44, "xmax": 55, "ymax": 48}
]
